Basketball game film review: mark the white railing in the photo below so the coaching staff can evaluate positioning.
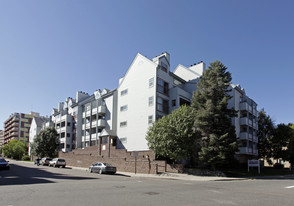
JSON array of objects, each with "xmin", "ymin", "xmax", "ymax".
[{"xmin": 98, "ymin": 119, "xmax": 106, "ymax": 128}]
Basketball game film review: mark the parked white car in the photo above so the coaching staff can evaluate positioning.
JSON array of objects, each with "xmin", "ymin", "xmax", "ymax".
[{"xmin": 48, "ymin": 158, "xmax": 66, "ymax": 168}]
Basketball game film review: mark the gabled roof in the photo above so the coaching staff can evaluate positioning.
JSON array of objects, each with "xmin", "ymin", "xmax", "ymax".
[
  {"xmin": 34, "ymin": 117, "xmax": 47, "ymax": 127},
  {"xmin": 118, "ymin": 53, "xmax": 157, "ymax": 89},
  {"xmin": 100, "ymin": 129, "xmax": 117, "ymax": 137}
]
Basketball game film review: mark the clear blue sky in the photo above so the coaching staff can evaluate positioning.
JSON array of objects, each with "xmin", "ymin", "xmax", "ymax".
[{"xmin": 0, "ymin": 0, "xmax": 293, "ymax": 129}]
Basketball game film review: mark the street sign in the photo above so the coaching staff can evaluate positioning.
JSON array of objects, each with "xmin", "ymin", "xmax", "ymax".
[{"xmin": 248, "ymin": 159, "xmax": 260, "ymax": 174}]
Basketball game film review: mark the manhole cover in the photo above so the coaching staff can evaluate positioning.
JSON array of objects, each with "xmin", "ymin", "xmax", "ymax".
[{"xmin": 145, "ymin": 192, "xmax": 159, "ymax": 195}]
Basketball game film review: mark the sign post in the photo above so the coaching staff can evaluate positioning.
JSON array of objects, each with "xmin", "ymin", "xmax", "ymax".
[
  {"xmin": 248, "ymin": 159, "xmax": 260, "ymax": 174},
  {"xmin": 134, "ymin": 151, "xmax": 138, "ymax": 174}
]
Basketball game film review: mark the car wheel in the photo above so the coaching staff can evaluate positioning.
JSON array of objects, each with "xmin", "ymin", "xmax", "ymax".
[
  {"xmin": 53, "ymin": 164, "xmax": 56, "ymax": 168},
  {"xmin": 62, "ymin": 166, "xmax": 65, "ymax": 168},
  {"xmin": 89, "ymin": 169, "xmax": 92, "ymax": 173},
  {"xmin": 99, "ymin": 169, "xmax": 102, "ymax": 174}
]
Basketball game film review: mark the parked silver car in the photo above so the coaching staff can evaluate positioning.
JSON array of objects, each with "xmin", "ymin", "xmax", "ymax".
[
  {"xmin": 89, "ymin": 162, "xmax": 116, "ymax": 174},
  {"xmin": 48, "ymin": 158, "xmax": 66, "ymax": 168},
  {"xmin": 40, "ymin": 157, "xmax": 52, "ymax": 166}
]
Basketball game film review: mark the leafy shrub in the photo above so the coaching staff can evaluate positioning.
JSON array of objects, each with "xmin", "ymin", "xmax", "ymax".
[{"xmin": 22, "ymin": 155, "xmax": 30, "ymax": 161}]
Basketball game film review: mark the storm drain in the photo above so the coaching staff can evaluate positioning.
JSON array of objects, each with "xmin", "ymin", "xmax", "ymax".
[
  {"xmin": 145, "ymin": 192, "xmax": 159, "ymax": 195},
  {"xmin": 114, "ymin": 185, "xmax": 126, "ymax": 189}
]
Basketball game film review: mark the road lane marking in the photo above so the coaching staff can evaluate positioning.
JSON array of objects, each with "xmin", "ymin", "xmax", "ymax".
[{"xmin": 285, "ymin": 186, "xmax": 294, "ymax": 188}]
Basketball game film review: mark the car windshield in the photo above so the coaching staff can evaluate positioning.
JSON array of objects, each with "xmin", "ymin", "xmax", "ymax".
[
  {"xmin": 104, "ymin": 163, "xmax": 113, "ymax": 167},
  {"xmin": 58, "ymin": 159, "xmax": 65, "ymax": 162}
]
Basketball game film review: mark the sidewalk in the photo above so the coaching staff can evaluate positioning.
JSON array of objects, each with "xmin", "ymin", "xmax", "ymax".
[
  {"xmin": 13, "ymin": 159, "xmax": 246, "ymax": 181},
  {"xmin": 69, "ymin": 165, "xmax": 246, "ymax": 181}
]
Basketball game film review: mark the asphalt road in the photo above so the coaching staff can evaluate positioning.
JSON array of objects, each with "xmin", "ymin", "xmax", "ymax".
[{"xmin": 1, "ymin": 160, "xmax": 294, "ymax": 206}]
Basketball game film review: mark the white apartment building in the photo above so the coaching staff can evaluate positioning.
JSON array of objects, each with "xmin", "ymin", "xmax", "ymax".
[
  {"xmin": 46, "ymin": 52, "xmax": 257, "ymax": 162},
  {"xmin": 229, "ymin": 84, "xmax": 258, "ymax": 162},
  {"xmin": 51, "ymin": 97, "xmax": 78, "ymax": 152},
  {"xmin": 28, "ymin": 116, "xmax": 48, "ymax": 156}
]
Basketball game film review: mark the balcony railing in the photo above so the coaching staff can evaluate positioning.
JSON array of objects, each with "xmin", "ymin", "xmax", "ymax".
[
  {"xmin": 98, "ymin": 119, "xmax": 106, "ymax": 128},
  {"xmin": 240, "ymin": 117, "xmax": 249, "ymax": 125},
  {"xmin": 240, "ymin": 102, "xmax": 249, "ymax": 111},
  {"xmin": 98, "ymin": 105, "xmax": 106, "ymax": 115},
  {"xmin": 239, "ymin": 132, "xmax": 248, "ymax": 140}
]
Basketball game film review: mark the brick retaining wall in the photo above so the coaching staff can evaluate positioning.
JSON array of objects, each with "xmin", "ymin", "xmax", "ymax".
[{"xmin": 59, "ymin": 144, "xmax": 182, "ymax": 174}]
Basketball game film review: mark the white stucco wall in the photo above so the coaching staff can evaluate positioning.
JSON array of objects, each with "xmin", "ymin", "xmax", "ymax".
[{"xmin": 117, "ymin": 54, "xmax": 157, "ymax": 151}]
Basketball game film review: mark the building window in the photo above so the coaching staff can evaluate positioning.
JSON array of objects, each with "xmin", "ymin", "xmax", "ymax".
[
  {"xmin": 120, "ymin": 105, "xmax": 128, "ymax": 112},
  {"xmin": 148, "ymin": 96, "xmax": 154, "ymax": 106},
  {"xmin": 149, "ymin": 78, "xmax": 154, "ymax": 88},
  {"xmin": 67, "ymin": 122, "xmax": 71, "ymax": 127},
  {"xmin": 120, "ymin": 137, "xmax": 127, "ymax": 144},
  {"xmin": 157, "ymin": 97, "xmax": 169, "ymax": 114},
  {"xmin": 157, "ymin": 78, "xmax": 169, "ymax": 96},
  {"xmin": 67, "ymin": 133, "xmax": 70, "ymax": 137},
  {"xmin": 172, "ymin": 99, "xmax": 176, "ymax": 107},
  {"xmin": 61, "ymin": 133, "xmax": 65, "ymax": 138},
  {"xmin": 86, "ymin": 105, "xmax": 91, "ymax": 111},
  {"xmin": 148, "ymin": 115, "xmax": 153, "ymax": 124},
  {"xmin": 161, "ymin": 62, "xmax": 168, "ymax": 72},
  {"xmin": 120, "ymin": 121, "xmax": 127, "ymax": 127},
  {"xmin": 179, "ymin": 98, "xmax": 190, "ymax": 106},
  {"xmin": 121, "ymin": 89, "xmax": 128, "ymax": 96}
]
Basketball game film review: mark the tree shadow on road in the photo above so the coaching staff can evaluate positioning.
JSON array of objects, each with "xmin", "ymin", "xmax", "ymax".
[{"xmin": 0, "ymin": 163, "xmax": 98, "ymax": 186}]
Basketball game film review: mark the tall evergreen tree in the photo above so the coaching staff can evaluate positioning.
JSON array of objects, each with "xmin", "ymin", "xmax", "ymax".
[
  {"xmin": 191, "ymin": 61, "xmax": 238, "ymax": 169},
  {"xmin": 257, "ymin": 109, "xmax": 275, "ymax": 163}
]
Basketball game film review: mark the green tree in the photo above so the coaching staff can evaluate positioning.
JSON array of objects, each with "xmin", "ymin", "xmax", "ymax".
[
  {"xmin": 286, "ymin": 124, "xmax": 294, "ymax": 167},
  {"xmin": 271, "ymin": 123, "xmax": 292, "ymax": 162},
  {"xmin": 257, "ymin": 109, "xmax": 275, "ymax": 163},
  {"xmin": 191, "ymin": 61, "xmax": 238, "ymax": 169},
  {"xmin": 146, "ymin": 105, "xmax": 197, "ymax": 163},
  {"xmin": 3, "ymin": 139, "xmax": 27, "ymax": 160},
  {"xmin": 31, "ymin": 127, "xmax": 58, "ymax": 158}
]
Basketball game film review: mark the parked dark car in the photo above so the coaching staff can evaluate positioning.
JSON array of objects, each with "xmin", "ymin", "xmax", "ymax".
[
  {"xmin": 40, "ymin": 157, "xmax": 52, "ymax": 166},
  {"xmin": 48, "ymin": 158, "xmax": 66, "ymax": 168},
  {"xmin": 89, "ymin": 162, "xmax": 116, "ymax": 174},
  {"xmin": 0, "ymin": 158, "xmax": 10, "ymax": 170}
]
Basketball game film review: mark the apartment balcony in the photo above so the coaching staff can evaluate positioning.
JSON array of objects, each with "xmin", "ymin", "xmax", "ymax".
[
  {"xmin": 98, "ymin": 105, "xmax": 106, "ymax": 115},
  {"xmin": 86, "ymin": 111, "xmax": 91, "ymax": 117},
  {"xmin": 12, "ymin": 127, "xmax": 18, "ymax": 132},
  {"xmin": 12, "ymin": 117, "xmax": 20, "ymax": 122},
  {"xmin": 238, "ymin": 147, "xmax": 249, "ymax": 154},
  {"xmin": 248, "ymin": 133, "xmax": 253, "ymax": 140},
  {"xmin": 240, "ymin": 102, "xmax": 249, "ymax": 111},
  {"xmin": 239, "ymin": 132, "xmax": 249, "ymax": 140},
  {"xmin": 238, "ymin": 147, "xmax": 253, "ymax": 154},
  {"xmin": 91, "ymin": 121, "xmax": 96, "ymax": 128},
  {"xmin": 240, "ymin": 117, "xmax": 249, "ymax": 126},
  {"xmin": 253, "ymin": 110, "xmax": 257, "ymax": 117},
  {"xmin": 97, "ymin": 119, "xmax": 106, "ymax": 128},
  {"xmin": 60, "ymin": 138, "xmax": 65, "ymax": 143},
  {"xmin": 91, "ymin": 133, "xmax": 97, "ymax": 140},
  {"xmin": 249, "ymin": 119, "xmax": 253, "ymax": 125},
  {"xmin": 248, "ymin": 105, "xmax": 253, "ymax": 113},
  {"xmin": 253, "ymin": 122, "xmax": 257, "ymax": 129},
  {"xmin": 86, "ymin": 135, "xmax": 90, "ymax": 141},
  {"xmin": 85, "ymin": 122, "xmax": 91, "ymax": 129},
  {"xmin": 253, "ymin": 135, "xmax": 258, "ymax": 143},
  {"xmin": 11, "ymin": 132, "xmax": 19, "ymax": 137}
]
